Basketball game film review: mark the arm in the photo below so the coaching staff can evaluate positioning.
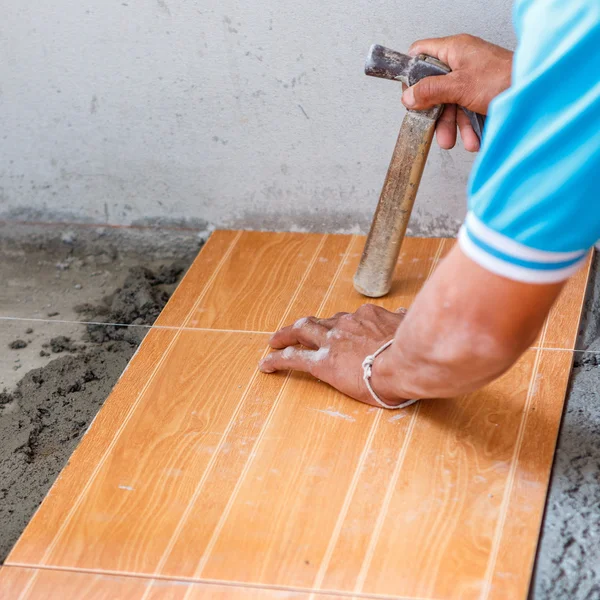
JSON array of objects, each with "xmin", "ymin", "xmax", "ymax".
[
  {"xmin": 260, "ymin": 2, "xmax": 600, "ymax": 406},
  {"xmin": 259, "ymin": 245, "xmax": 563, "ymax": 406},
  {"xmin": 371, "ymin": 245, "xmax": 563, "ymax": 401}
]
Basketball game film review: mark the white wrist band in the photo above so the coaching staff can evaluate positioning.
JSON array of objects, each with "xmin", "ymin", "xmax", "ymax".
[{"xmin": 362, "ymin": 339, "xmax": 419, "ymax": 410}]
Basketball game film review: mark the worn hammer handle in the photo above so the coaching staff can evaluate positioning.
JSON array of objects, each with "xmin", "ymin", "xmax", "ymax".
[{"xmin": 353, "ymin": 110, "xmax": 439, "ymax": 297}]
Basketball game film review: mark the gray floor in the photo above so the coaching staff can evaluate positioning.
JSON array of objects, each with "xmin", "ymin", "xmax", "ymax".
[{"xmin": 0, "ymin": 223, "xmax": 598, "ymax": 598}]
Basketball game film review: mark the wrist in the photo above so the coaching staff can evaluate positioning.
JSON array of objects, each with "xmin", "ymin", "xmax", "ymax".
[{"xmin": 369, "ymin": 344, "xmax": 412, "ymax": 407}]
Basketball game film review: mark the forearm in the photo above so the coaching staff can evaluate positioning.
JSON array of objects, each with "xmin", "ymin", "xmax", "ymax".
[{"xmin": 371, "ymin": 245, "xmax": 564, "ymax": 401}]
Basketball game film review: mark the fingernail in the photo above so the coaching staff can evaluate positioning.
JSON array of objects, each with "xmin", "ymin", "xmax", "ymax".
[
  {"xmin": 402, "ymin": 87, "xmax": 415, "ymax": 108},
  {"xmin": 407, "ymin": 47, "xmax": 419, "ymax": 57},
  {"xmin": 259, "ymin": 360, "xmax": 274, "ymax": 373}
]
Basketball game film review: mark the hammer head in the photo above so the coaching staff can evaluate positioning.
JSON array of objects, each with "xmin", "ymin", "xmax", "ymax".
[
  {"xmin": 365, "ymin": 44, "xmax": 450, "ymax": 87},
  {"xmin": 364, "ymin": 44, "xmax": 485, "ymax": 140},
  {"xmin": 353, "ymin": 44, "xmax": 486, "ymax": 298}
]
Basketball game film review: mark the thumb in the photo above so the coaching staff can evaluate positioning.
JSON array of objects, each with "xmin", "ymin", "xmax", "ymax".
[{"xmin": 402, "ymin": 73, "xmax": 464, "ymax": 110}]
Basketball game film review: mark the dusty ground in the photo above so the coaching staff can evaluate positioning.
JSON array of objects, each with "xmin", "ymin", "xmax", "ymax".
[{"xmin": 0, "ymin": 223, "xmax": 598, "ymax": 598}]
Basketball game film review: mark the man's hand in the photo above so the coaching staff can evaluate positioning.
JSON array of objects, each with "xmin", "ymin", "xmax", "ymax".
[
  {"xmin": 260, "ymin": 245, "xmax": 565, "ymax": 406},
  {"xmin": 403, "ymin": 34, "xmax": 513, "ymax": 152},
  {"xmin": 258, "ymin": 306, "xmax": 410, "ymax": 408}
]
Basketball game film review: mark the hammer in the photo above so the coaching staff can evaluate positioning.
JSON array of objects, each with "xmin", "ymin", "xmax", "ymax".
[{"xmin": 353, "ymin": 44, "xmax": 485, "ymax": 298}]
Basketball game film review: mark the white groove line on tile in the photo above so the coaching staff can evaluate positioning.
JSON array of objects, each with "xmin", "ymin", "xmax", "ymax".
[
  {"xmin": 186, "ymin": 236, "xmax": 358, "ymax": 589},
  {"xmin": 310, "ymin": 239, "xmax": 447, "ymax": 597},
  {"xmin": 137, "ymin": 235, "xmax": 330, "ymax": 598},
  {"xmin": 353, "ymin": 404, "xmax": 422, "ymax": 595},
  {"xmin": 275, "ymin": 234, "xmax": 329, "ymax": 327},
  {"xmin": 479, "ymin": 317, "xmax": 551, "ymax": 600},
  {"xmin": 4, "ymin": 562, "xmax": 440, "ymax": 600},
  {"xmin": 353, "ymin": 239, "xmax": 446, "ymax": 595},
  {"xmin": 0, "ymin": 316, "xmax": 593, "ymax": 354},
  {"xmin": 308, "ymin": 409, "xmax": 383, "ymax": 599},
  {"xmin": 15, "ymin": 231, "xmax": 245, "ymax": 600},
  {"xmin": 0, "ymin": 315, "xmax": 274, "ymax": 336},
  {"xmin": 314, "ymin": 234, "xmax": 360, "ymax": 319}
]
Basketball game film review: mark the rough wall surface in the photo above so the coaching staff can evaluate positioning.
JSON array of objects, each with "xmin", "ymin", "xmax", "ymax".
[{"xmin": 1, "ymin": 0, "xmax": 515, "ymax": 233}]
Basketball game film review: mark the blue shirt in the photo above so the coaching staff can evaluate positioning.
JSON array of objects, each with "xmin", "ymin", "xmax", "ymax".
[{"xmin": 460, "ymin": 0, "xmax": 600, "ymax": 283}]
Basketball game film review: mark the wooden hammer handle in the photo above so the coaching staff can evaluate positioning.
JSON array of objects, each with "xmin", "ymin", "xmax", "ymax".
[{"xmin": 353, "ymin": 108, "xmax": 440, "ymax": 297}]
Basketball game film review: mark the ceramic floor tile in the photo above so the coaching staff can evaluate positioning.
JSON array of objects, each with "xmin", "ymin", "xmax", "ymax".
[
  {"xmin": 157, "ymin": 231, "xmax": 348, "ymax": 332},
  {"xmin": 6, "ymin": 326, "xmax": 178, "ymax": 565},
  {"xmin": 154, "ymin": 230, "xmax": 242, "ymax": 329},
  {"xmin": 0, "ymin": 566, "xmax": 145, "ymax": 600},
  {"xmin": 319, "ymin": 236, "xmax": 451, "ymax": 317},
  {"xmin": 5, "ymin": 232, "xmax": 590, "ymax": 600},
  {"xmin": 485, "ymin": 349, "xmax": 575, "ymax": 600},
  {"xmin": 12, "ymin": 331, "xmax": 280, "ymax": 574},
  {"xmin": 358, "ymin": 350, "xmax": 539, "ymax": 599},
  {"xmin": 0, "ymin": 567, "xmax": 360, "ymax": 600}
]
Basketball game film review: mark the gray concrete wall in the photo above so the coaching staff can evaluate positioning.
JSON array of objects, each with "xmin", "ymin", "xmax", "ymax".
[{"xmin": 1, "ymin": 0, "xmax": 516, "ymax": 234}]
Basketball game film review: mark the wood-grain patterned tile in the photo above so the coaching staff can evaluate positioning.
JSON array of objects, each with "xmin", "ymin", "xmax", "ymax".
[
  {"xmin": 485, "ymin": 350, "xmax": 574, "ymax": 600},
  {"xmin": 11, "ymin": 331, "xmax": 279, "ymax": 574},
  {"xmin": 0, "ymin": 566, "xmax": 145, "ymax": 600},
  {"xmin": 6, "ymin": 327, "xmax": 178, "ymax": 565},
  {"xmin": 184, "ymin": 231, "xmax": 334, "ymax": 332},
  {"xmin": 282, "ymin": 234, "xmax": 353, "ymax": 325},
  {"xmin": 5, "ymin": 232, "xmax": 590, "ymax": 600},
  {"xmin": 0, "ymin": 567, "xmax": 357, "ymax": 600},
  {"xmin": 154, "ymin": 230, "xmax": 242, "ymax": 328},
  {"xmin": 156, "ymin": 367, "xmax": 292, "ymax": 578},
  {"xmin": 158, "ymin": 235, "xmax": 447, "ymax": 582},
  {"xmin": 317, "ymin": 403, "xmax": 420, "ymax": 592},
  {"xmin": 358, "ymin": 350, "xmax": 539, "ymax": 600},
  {"xmin": 198, "ymin": 373, "xmax": 380, "ymax": 587},
  {"xmin": 319, "ymin": 237, "xmax": 450, "ymax": 316}
]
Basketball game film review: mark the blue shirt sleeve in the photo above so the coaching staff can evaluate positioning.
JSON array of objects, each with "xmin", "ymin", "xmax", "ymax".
[{"xmin": 460, "ymin": 0, "xmax": 600, "ymax": 283}]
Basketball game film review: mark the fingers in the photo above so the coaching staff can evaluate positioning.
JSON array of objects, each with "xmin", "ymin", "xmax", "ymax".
[
  {"xmin": 409, "ymin": 33, "xmax": 478, "ymax": 64},
  {"xmin": 316, "ymin": 312, "xmax": 349, "ymax": 329},
  {"xmin": 269, "ymin": 316, "xmax": 328, "ymax": 350},
  {"xmin": 402, "ymin": 73, "xmax": 464, "ymax": 111},
  {"xmin": 408, "ymin": 36, "xmax": 452, "ymax": 64},
  {"xmin": 435, "ymin": 104, "xmax": 458, "ymax": 150},
  {"xmin": 456, "ymin": 107, "xmax": 480, "ymax": 152},
  {"xmin": 259, "ymin": 346, "xmax": 323, "ymax": 374}
]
